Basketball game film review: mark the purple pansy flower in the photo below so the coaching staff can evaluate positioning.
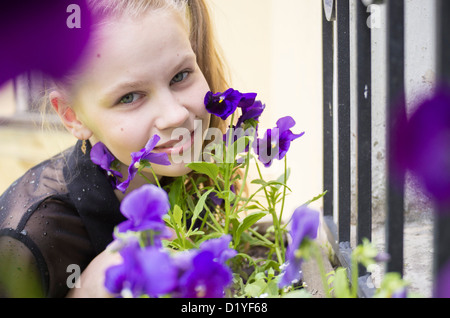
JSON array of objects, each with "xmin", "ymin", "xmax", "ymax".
[
  {"xmin": 90, "ymin": 142, "xmax": 123, "ymax": 188},
  {"xmin": 199, "ymin": 235, "xmax": 237, "ymax": 264},
  {"xmin": 178, "ymin": 250, "xmax": 233, "ymax": 298},
  {"xmin": 0, "ymin": 0, "xmax": 93, "ymax": 86},
  {"xmin": 116, "ymin": 135, "xmax": 171, "ymax": 193},
  {"xmin": 279, "ymin": 206, "xmax": 320, "ymax": 288},
  {"xmin": 204, "ymin": 88, "xmax": 257, "ymax": 120},
  {"xmin": 117, "ymin": 184, "xmax": 172, "ymax": 243},
  {"xmin": 236, "ymin": 100, "xmax": 266, "ymax": 128},
  {"xmin": 392, "ymin": 86, "xmax": 450, "ymax": 209},
  {"xmin": 255, "ymin": 116, "xmax": 305, "ymax": 167},
  {"xmin": 104, "ymin": 244, "xmax": 178, "ymax": 298}
]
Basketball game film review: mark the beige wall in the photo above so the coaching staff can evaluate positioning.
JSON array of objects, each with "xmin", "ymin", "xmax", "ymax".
[
  {"xmin": 210, "ymin": 0, "xmax": 323, "ymax": 219},
  {"xmin": 0, "ymin": 1, "xmax": 324, "ymax": 220}
]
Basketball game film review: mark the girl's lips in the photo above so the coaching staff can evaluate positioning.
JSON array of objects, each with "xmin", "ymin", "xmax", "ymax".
[{"xmin": 153, "ymin": 130, "xmax": 195, "ymax": 155}]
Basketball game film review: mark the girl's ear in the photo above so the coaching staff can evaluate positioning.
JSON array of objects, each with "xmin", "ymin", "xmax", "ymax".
[{"xmin": 49, "ymin": 90, "xmax": 93, "ymax": 141}]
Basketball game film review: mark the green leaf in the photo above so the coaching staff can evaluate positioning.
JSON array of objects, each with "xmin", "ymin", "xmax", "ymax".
[
  {"xmin": 333, "ymin": 267, "xmax": 352, "ymax": 298},
  {"xmin": 251, "ymin": 179, "xmax": 292, "ymax": 192},
  {"xmin": 172, "ymin": 204, "xmax": 183, "ymax": 228},
  {"xmin": 186, "ymin": 162, "xmax": 219, "ymax": 180},
  {"xmin": 244, "ymin": 280, "xmax": 267, "ymax": 298},
  {"xmin": 167, "ymin": 176, "xmax": 184, "ymax": 209},
  {"xmin": 251, "ymin": 179, "xmax": 267, "ymax": 186},
  {"xmin": 190, "ymin": 189, "xmax": 214, "ymax": 229},
  {"xmin": 195, "ymin": 232, "xmax": 225, "ymax": 245},
  {"xmin": 303, "ymin": 191, "xmax": 328, "ymax": 206},
  {"xmin": 235, "ymin": 212, "xmax": 267, "ymax": 246}
]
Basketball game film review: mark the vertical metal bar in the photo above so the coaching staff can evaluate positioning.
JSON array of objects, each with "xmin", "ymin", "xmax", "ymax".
[
  {"xmin": 323, "ymin": 0, "xmax": 334, "ymax": 219},
  {"xmin": 336, "ymin": 0, "xmax": 351, "ymax": 244},
  {"xmin": 433, "ymin": 0, "xmax": 450, "ymax": 293},
  {"xmin": 385, "ymin": 0, "xmax": 405, "ymax": 276},
  {"xmin": 356, "ymin": 0, "xmax": 373, "ymax": 276}
]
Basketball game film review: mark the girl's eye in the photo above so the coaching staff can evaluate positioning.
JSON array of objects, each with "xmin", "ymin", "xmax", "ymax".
[
  {"xmin": 170, "ymin": 71, "xmax": 189, "ymax": 85},
  {"xmin": 119, "ymin": 93, "xmax": 142, "ymax": 104}
]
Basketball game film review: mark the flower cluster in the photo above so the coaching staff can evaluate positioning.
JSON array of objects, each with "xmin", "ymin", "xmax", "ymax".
[
  {"xmin": 104, "ymin": 184, "xmax": 236, "ymax": 298},
  {"xmin": 90, "ymin": 88, "xmax": 414, "ymax": 299},
  {"xmin": 205, "ymin": 88, "xmax": 304, "ymax": 167}
]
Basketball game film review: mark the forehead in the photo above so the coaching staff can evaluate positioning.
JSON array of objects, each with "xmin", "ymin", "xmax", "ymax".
[
  {"xmin": 70, "ymin": 9, "xmax": 192, "ymax": 94},
  {"xmin": 94, "ymin": 9, "xmax": 190, "ymax": 58}
]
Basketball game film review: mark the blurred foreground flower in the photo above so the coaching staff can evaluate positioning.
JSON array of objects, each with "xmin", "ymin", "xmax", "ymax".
[
  {"xmin": 0, "ymin": 0, "xmax": 93, "ymax": 85},
  {"xmin": 117, "ymin": 184, "xmax": 172, "ymax": 243},
  {"xmin": 178, "ymin": 250, "xmax": 233, "ymax": 298},
  {"xmin": 392, "ymin": 86, "xmax": 450, "ymax": 209},
  {"xmin": 279, "ymin": 206, "xmax": 320, "ymax": 288},
  {"xmin": 105, "ymin": 235, "xmax": 235, "ymax": 298},
  {"xmin": 105, "ymin": 243, "xmax": 178, "ymax": 298}
]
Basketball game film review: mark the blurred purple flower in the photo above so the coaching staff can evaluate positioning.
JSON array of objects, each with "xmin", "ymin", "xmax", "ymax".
[
  {"xmin": 117, "ymin": 184, "xmax": 172, "ymax": 243},
  {"xmin": 279, "ymin": 206, "xmax": 320, "ymax": 288},
  {"xmin": 0, "ymin": 0, "xmax": 93, "ymax": 86},
  {"xmin": 178, "ymin": 250, "xmax": 233, "ymax": 298},
  {"xmin": 104, "ymin": 244, "xmax": 178, "ymax": 298},
  {"xmin": 434, "ymin": 261, "xmax": 450, "ymax": 298},
  {"xmin": 199, "ymin": 235, "xmax": 237, "ymax": 264},
  {"xmin": 117, "ymin": 135, "xmax": 171, "ymax": 193},
  {"xmin": 392, "ymin": 86, "xmax": 450, "ymax": 209},
  {"xmin": 204, "ymin": 88, "xmax": 257, "ymax": 120},
  {"xmin": 391, "ymin": 287, "xmax": 408, "ymax": 298},
  {"xmin": 90, "ymin": 142, "xmax": 123, "ymax": 188},
  {"xmin": 255, "ymin": 116, "xmax": 305, "ymax": 167}
]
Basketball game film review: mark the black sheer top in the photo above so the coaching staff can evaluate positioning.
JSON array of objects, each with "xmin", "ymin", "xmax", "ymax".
[{"xmin": 0, "ymin": 140, "xmax": 126, "ymax": 297}]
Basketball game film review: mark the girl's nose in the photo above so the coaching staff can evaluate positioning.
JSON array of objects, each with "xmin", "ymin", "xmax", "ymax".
[{"xmin": 153, "ymin": 91, "xmax": 190, "ymax": 130}]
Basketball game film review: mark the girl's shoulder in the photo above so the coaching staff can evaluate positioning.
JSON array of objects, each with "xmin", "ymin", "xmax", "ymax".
[
  {"xmin": 0, "ymin": 145, "xmax": 77, "ymax": 239},
  {"xmin": 0, "ymin": 145, "xmax": 75, "ymax": 207}
]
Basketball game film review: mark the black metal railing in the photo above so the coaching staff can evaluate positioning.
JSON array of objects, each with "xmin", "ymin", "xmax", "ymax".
[{"xmin": 322, "ymin": 0, "xmax": 450, "ymax": 298}]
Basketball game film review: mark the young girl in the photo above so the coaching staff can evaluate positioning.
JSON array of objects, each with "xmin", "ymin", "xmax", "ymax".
[{"xmin": 0, "ymin": 0, "xmax": 230, "ymax": 297}]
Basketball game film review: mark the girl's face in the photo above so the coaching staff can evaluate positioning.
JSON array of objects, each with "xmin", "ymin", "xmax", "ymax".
[{"xmin": 69, "ymin": 10, "xmax": 211, "ymax": 181}]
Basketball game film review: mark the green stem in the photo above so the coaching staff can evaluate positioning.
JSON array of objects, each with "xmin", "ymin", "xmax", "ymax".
[
  {"xmin": 223, "ymin": 113, "xmax": 235, "ymax": 234},
  {"xmin": 231, "ymin": 136, "xmax": 253, "ymax": 218},
  {"xmin": 254, "ymin": 159, "xmax": 285, "ymax": 264},
  {"xmin": 247, "ymin": 227, "xmax": 276, "ymax": 247},
  {"xmin": 278, "ymin": 156, "xmax": 288, "ymax": 224},
  {"xmin": 138, "ymin": 164, "xmax": 161, "ymax": 188}
]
